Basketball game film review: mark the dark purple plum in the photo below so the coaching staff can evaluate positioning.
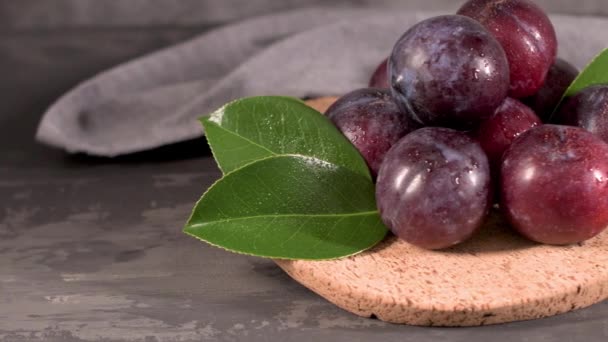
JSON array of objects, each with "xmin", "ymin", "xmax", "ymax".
[
  {"xmin": 376, "ymin": 127, "xmax": 492, "ymax": 250},
  {"xmin": 476, "ymin": 98, "xmax": 541, "ymax": 171},
  {"xmin": 389, "ymin": 15, "xmax": 509, "ymax": 128},
  {"xmin": 501, "ymin": 125, "xmax": 608, "ymax": 245},
  {"xmin": 525, "ymin": 58, "xmax": 579, "ymax": 121},
  {"xmin": 554, "ymin": 85, "xmax": 608, "ymax": 143},
  {"xmin": 326, "ymin": 88, "xmax": 419, "ymax": 177},
  {"xmin": 458, "ymin": 0, "xmax": 557, "ymax": 98},
  {"xmin": 369, "ymin": 58, "xmax": 389, "ymax": 88}
]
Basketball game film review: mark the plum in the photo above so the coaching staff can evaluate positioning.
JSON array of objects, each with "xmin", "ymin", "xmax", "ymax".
[
  {"xmin": 554, "ymin": 85, "xmax": 608, "ymax": 143},
  {"xmin": 525, "ymin": 58, "xmax": 579, "ymax": 121},
  {"xmin": 389, "ymin": 15, "xmax": 509, "ymax": 128},
  {"xmin": 458, "ymin": 0, "xmax": 557, "ymax": 98},
  {"xmin": 369, "ymin": 58, "xmax": 389, "ymax": 88},
  {"xmin": 376, "ymin": 127, "xmax": 491, "ymax": 249},
  {"xmin": 501, "ymin": 125, "xmax": 608, "ymax": 244},
  {"xmin": 326, "ymin": 88, "xmax": 419, "ymax": 177},
  {"xmin": 476, "ymin": 97, "xmax": 541, "ymax": 171}
]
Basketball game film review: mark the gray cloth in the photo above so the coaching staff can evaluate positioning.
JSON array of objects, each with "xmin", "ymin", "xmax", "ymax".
[{"xmin": 35, "ymin": 8, "xmax": 608, "ymax": 156}]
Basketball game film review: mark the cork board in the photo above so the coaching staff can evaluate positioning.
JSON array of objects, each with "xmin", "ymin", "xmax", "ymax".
[{"xmin": 273, "ymin": 97, "xmax": 608, "ymax": 326}]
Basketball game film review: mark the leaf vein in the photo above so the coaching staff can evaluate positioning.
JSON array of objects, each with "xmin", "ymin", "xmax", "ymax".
[{"xmin": 186, "ymin": 211, "xmax": 379, "ymax": 228}]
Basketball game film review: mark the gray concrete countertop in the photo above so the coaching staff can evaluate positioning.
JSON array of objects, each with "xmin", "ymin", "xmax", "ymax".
[{"xmin": 1, "ymin": 26, "xmax": 606, "ymax": 342}]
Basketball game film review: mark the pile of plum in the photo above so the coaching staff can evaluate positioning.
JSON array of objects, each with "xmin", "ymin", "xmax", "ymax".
[{"xmin": 326, "ymin": 0, "xmax": 608, "ymax": 250}]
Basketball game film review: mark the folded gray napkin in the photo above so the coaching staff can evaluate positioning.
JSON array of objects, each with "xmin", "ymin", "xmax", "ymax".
[{"xmin": 35, "ymin": 8, "xmax": 608, "ymax": 156}]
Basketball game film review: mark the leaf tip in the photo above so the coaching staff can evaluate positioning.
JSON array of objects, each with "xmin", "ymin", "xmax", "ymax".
[
  {"xmin": 182, "ymin": 224, "xmax": 193, "ymax": 234},
  {"xmin": 200, "ymin": 101, "xmax": 234, "ymax": 128}
]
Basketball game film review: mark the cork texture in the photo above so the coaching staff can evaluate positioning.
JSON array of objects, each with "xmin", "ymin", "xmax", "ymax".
[
  {"xmin": 273, "ymin": 98, "xmax": 608, "ymax": 327},
  {"xmin": 304, "ymin": 96, "xmax": 339, "ymax": 113}
]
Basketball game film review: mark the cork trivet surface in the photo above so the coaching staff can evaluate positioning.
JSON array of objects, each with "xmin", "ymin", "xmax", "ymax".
[
  {"xmin": 273, "ymin": 97, "xmax": 608, "ymax": 326},
  {"xmin": 304, "ymin": 96, "xmax": 339, "ymax": 113}
]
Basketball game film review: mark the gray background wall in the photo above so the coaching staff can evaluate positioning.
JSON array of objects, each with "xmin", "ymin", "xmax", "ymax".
[{"xmin": 1, "ymin": 0, "xmax": 607, "ymax": 31}]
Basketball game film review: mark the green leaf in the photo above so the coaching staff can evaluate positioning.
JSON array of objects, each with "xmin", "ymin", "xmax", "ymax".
[
  {"xmin": 184, "ymin": 155, "xmax": 387, "ymax": 260},
  {"xmin": 186, "ymin": 96, "xmax": 386, "ymax": 259},
  {"xmin": 553, "ymin": 48, "xmax": 608, "ymax": 113},
  {"xmin": 201, "ymin": 96, "xmax": 371, "ymax": 179}
]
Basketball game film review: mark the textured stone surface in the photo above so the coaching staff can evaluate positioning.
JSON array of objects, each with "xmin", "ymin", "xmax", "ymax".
[{"xmin": 1, "ymin": 20, "xmax": 607, "ymax": 342}]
